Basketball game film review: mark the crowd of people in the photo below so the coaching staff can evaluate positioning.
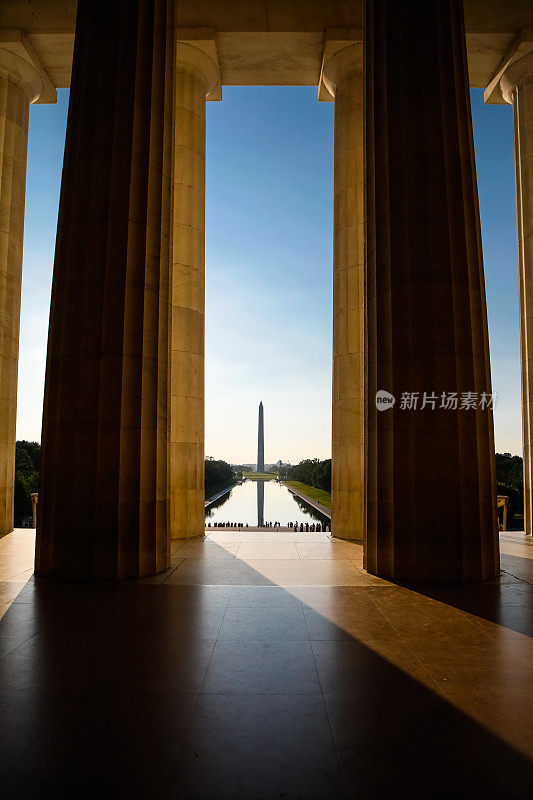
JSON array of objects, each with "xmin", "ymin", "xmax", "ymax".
[
  {"xmin": 289, "ymin": 521, "xmax": 329, "ymax": 532},
  {"xmin": 206, "ymin": 521, "xmax": 330, "ymax": 532}
]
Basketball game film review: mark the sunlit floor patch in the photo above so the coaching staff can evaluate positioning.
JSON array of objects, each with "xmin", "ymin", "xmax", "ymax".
[{"xmin": 1, "ymin": 528, "xmax": 533, "ymax": 795}]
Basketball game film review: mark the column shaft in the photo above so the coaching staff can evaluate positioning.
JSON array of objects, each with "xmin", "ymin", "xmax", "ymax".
[
  {"xmin": 365, "ymin": 0, "xmax": 498, "ymax": 581},
  {"xmin": 169, "ymin": 61, "xmax": 206, "ymax": 539},
  {"xmin": 0, "ymin": 74, "xmax": 28, "ymax": 536},
  {"xmin": 36, "ymin": 0, "xmax": 174, "ymax": 579},
  {"xmin": 512, "ymin": 80, "xmax": 533, "ymax": 535},
  {"xmin": 331, "ymin": 52, "xmax": 365, "ymax": 541}
]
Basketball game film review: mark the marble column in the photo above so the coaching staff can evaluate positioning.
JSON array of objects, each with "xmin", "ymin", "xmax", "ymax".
[
  {"xmin": 365, "ymin": 0, "xmax": 499, "ymax": 582},
  {"xmin": 170, "ymin": 40, "xmax": 219, "ymax": 539},
  {"xmin": 497, "ymin": 52, "xmax": 533, "ymax": 536},
  {"xmin": 0, "ymin": 46, "xmax": 45, "ymax": 537},
  {"xmin": 36, "ymin": 0, "xmax": 174, "ymax": 579},
  {"xmin": 323, "ymin": 44, "xmax": 364, "ymax": 542}
]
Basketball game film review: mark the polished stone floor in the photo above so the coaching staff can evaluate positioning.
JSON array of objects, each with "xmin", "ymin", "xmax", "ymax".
[{"xmin": 1, "ymin": 528, "xmax": 533, "ymax": 798}]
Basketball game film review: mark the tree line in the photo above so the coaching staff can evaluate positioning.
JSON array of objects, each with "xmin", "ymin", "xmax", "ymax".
[
  {"xmin": 495, "ymin": 452, "xmax": 523, "ymax": 528},
  {"xmin": 286, "ymin": 458, "xmax": 331, "ymax": 492},
  {"xmin": 284, "ymin": 454, "xmax": 526, "ymax": 526},
  {"xmin": 14, "ymin": 448, "xmax": 240, "ymax": 516},
  {"xmin": 14, "ymin": 441, "xmax": 40, "ymax": 526},
  {"xmin": 205, "ymin": 457, "xmax": 236, "ymax": 498},
  {"xmin": 10, "ymin": 445, "xmax": 526, "ymax": 527}
]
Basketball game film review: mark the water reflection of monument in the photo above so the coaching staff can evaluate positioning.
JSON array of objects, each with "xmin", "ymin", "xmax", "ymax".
[{"xmin": 257, "ymin": 481, "xmax": 264, "ymax": 527}]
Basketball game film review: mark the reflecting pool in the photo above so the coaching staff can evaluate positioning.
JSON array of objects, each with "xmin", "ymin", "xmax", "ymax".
[{"xmin": 205, "ymin": 480, "xmax": 329, "ymax": 527}]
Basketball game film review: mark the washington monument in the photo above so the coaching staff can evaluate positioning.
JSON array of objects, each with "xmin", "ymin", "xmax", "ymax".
[{"xmin": 257, "ymin": 401, "xmax": 264, "ymax": 472}]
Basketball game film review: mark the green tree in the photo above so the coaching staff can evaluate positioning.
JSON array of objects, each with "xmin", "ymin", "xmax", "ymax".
[
  {"xmin": 495, "ymin": 452, "xmax": 523, "ymax": 528},
  {"xmin": 287, "ymin": 458, "xmax": 331, "ymax": 492},
  {"xmin": 205, "ymin": 458, "xmax": 236, "ymax": 498},
  {"xmin": 14, "ymin": 441, "xmax": 40, "ymax": 526}
]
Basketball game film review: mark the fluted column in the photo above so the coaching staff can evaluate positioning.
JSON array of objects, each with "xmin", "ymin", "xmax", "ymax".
[
  {"xmin": 170, "ymin": 40, "xmax": 219, "ymax": 539},
  {"xmin": 323, "ymin": 43, "xmax": 364, "ymax": 542},
  {"xmin": 36, "ymin": 0, "xmax": 174, "ymax": 579},
  {"xmin": 496, "ymin": 52, "xmax": 533, "ymax": 536},
  {"xmin": 365, "ymin": 0, "xmax": 499, "ymax": 582},
  {"xmin": 0, "ymin": 45, "xmax": 47, "ymax": 536}
]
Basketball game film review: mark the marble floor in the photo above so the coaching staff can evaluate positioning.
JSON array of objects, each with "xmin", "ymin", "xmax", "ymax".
[{"xmin": 1, "ymin": 528, "xmax": 533, "ymax": 798}]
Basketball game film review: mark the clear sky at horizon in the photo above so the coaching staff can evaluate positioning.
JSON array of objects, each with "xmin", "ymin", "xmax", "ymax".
[{"xmin": 17, "ymin": 86, "xmax": 521, "ymax": 464}]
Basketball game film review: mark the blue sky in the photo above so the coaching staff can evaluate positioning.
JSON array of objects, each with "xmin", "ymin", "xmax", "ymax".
[{"xmin": 17, "ymin": 86, "xmax": 520, "ymax": 463}]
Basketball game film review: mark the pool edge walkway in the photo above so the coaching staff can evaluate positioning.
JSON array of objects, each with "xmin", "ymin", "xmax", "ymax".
[
  {"xmin": 280, "ymin": 481, "xmax": 331, "ymax": 519},
  {"xmin": 204, "ymin": 482, "xmax": 240, "ymax": 508}
]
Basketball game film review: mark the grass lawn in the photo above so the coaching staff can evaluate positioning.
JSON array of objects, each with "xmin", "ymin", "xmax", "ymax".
[
  {"xmin": 243, "ymin": 472, "xmax": 277, "ymax": 481},
  {"xmin": 285, "ymin": 481, "xmax": 332, "ymax": 510}
]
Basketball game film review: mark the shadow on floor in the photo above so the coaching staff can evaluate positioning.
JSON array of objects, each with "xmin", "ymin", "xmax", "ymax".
[
  {"xmin": 398, "ymin": 551, "xmax": 533, "ymax": 639},
  {"xmin": 0, "ymin": 538, "xmax": 533, "ymax": 798}
]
